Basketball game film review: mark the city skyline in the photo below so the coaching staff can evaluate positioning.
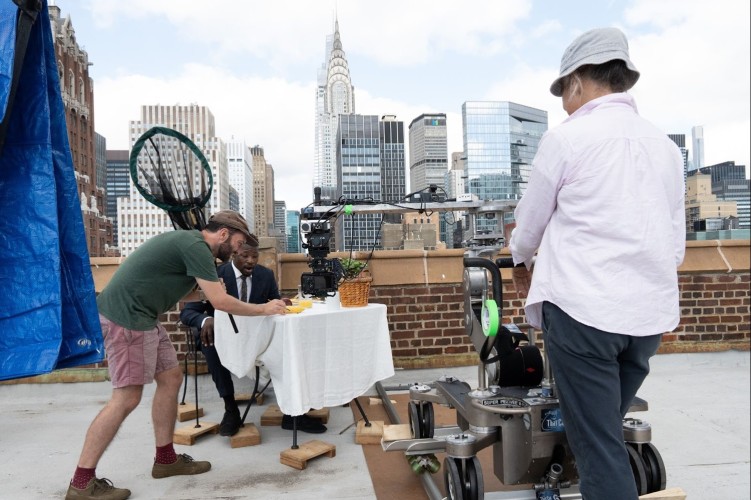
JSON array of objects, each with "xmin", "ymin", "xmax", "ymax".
[{"xmin": 57, "ymin": 0, "xmax": 749, "ymax": 212}]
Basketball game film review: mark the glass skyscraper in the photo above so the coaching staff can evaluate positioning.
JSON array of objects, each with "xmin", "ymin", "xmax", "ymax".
[
  {"xmin": 379, "ymin": 116, "xmax": 405, "ymax": 224},
  {"xmin": 462, "ymin": 101, "xmax": 547, "ymax": 201},
  {"xmin": 335, "ymin": 114, "xmax": 383, "ymax": 251}
]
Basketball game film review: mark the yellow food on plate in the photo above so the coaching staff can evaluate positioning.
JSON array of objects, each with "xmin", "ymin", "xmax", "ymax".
[{"xmin": 286, "ymin": 305, "xmax": 305, "ymax": 314}]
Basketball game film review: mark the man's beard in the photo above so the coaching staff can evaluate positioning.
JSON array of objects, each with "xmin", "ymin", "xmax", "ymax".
[{"xmin": 217, "ymin": 240, "xmax": 234, "ymax": 262}]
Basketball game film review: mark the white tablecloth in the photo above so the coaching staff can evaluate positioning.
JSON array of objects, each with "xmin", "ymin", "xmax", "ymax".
[{"xmin": 214, "ymin": 302, "xmax": 395, "ymax": 416}]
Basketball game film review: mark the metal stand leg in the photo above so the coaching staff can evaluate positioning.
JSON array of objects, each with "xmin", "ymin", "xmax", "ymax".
[
  {"xmin": 188, "ymin": 329, "xmax": 202, "ymax": 429},
  {"xmin": 291, "ymin": 416, "xmax": 299, "ymax": 449},
  {"xmin": 179, "ymin": 323, "xmax": 190, "ymax": 405},
  {"xmin": 352, "ymin": 398, "xmax": 371, "ymax": 427},
  {"xmin": 240, "ymin": 365, "xmax": 272, "ymax": 425}
]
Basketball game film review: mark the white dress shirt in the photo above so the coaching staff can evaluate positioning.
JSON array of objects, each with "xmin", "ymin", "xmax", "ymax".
[
  {"xmin": 232, "ymin": 261, "xmax": 251, "ymax": 301},
  {"xmin": 510, "ymin": 93, "xmax": 686, "ymax": 336}
]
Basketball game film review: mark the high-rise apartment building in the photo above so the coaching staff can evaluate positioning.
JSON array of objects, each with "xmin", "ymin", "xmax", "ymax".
[
  {"xmin": 444, "ymin": 152, "xmax": 467, "ymax": 248},
  {"xmin": 685, "ymin": 172, "xmax": 737, "ymax": 232},
  {"xmin": 49, "ymin": 4, "xmax": 113, "ymax": 257},
  {"xmin": 226, "ymin": 140, "xmax": 255, "ymax": 231},
  {"xmin": 314, "ymin": 19, "xmax": 355, "ymax": 204},
  {"xmin": 118, "ymin": 104, "xmax": 229, "ymax": 256},
  {"xmin": 668, "ymin": 134, "xmax": 689, "ymax": 187},
  {"xmin": 409, "ymin": 113, "xmax": 448, "ymax": 193},
  {"xmin": 696, "ymin": 161, "xmax": 750, "ymax": 229},
  {"xmin": 335, "ymin": 114, "xmax": 382, "ymax": 251},
  {"xmin": 462, "ymin": 101, "xmax": 547, "ymax": 233},
  {"xmin": 273, "ymin": 201, "xmax": 287, "ymax": 235},
  {"xmin": 691, "ymin": 126, "xmax": 704, "ymax": 171},
  {"xmin": 251, "ymin": 146, "xmax": 275, "ymax": 238},
  {"xmin": 105, "ymin": 150, "xmax": 130, "ymax": 248},
  {"xmin": 379, "ymin": 116, "xmax": 406, "ymax": 224}
]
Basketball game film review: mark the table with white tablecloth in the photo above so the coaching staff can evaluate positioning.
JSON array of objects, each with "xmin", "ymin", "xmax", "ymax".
[{"xmin": 213, "ymin": 302, "xmax": 394, "ymax": 417}]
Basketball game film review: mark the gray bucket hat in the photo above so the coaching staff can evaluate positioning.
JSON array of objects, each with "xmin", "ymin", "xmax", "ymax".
[{"xmin": 550, "ymin": 27, "xmax": 640, "ymax": 97}]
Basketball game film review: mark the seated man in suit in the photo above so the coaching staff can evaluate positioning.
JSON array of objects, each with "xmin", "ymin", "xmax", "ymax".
[{"xmin": 180, "ymin": 241, "xmax": 326, "ymax": 436}]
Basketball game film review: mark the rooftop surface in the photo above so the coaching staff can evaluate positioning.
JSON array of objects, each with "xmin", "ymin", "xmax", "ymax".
[{"xmin": 1, "ymin": 350, "xmax": 748, "ymax": 499}]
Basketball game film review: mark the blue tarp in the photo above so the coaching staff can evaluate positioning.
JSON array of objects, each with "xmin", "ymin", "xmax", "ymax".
[{"xmin": 0, "ymin": 0, "xmax": 103, "ymax": 380}]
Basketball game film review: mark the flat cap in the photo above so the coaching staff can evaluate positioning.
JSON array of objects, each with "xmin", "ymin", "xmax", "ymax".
[
  {"xmin": 208, "ymin": 210, "xmax": 256, "ymax": 244},
  {"xmin": 550, "ymin": 27, "xmax": 640, "ymax": 97}
]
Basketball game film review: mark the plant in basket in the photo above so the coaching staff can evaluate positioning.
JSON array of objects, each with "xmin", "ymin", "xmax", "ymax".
[{"xmin": 338, "ymin": 258, "xmax": 371, "ymax": 307}]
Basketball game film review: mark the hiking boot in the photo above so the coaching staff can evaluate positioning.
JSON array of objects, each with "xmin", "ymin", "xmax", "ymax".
[
  {"xmin": 65, "ymin": 477, "xmax": 131, "ymax": 500},
  {"xmin": 152, "ymin": 454, "xmax": 211, "ymax": 479},
  {"xmin": 281, "ymin": 414, "xmax": 327, "ymax": 434},
  {"xmin": 219, "ymin": 408, "xmax": 242, "ymax": 436}
]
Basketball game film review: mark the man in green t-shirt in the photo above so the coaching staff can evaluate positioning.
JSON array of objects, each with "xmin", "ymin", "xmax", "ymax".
[{"xmin": 66, "ymin": 211, "xmax": 287, "ymax": 500}]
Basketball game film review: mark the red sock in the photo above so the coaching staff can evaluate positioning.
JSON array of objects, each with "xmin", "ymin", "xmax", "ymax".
[
  {"xmin": 71, "ymin": 466, "xmax": 96, "ymax": 489},
  {"xmin": 155, "ymin": 443, "xmax": 177, "ymax": 464}
]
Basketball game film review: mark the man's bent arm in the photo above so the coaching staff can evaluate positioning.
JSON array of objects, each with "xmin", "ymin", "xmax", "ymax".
[{"xmin": 195, "ymin": 278, "xmax": 286, "ymax": 316}]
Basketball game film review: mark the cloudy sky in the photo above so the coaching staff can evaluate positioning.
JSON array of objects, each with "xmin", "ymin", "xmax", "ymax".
[{"xmin": 57, "ymin": 0, "xmax": 749, "ymax": 211}]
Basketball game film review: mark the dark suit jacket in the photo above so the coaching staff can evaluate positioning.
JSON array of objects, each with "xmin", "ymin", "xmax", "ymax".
[{"xmin": 180, "ymin": 262, "xmax": 281, "ymax": 330}]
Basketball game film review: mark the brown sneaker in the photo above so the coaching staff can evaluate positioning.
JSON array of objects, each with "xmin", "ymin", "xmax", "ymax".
[
  {"xmin": 151, "ymin": 454, "xmax": 211, "ymax": 479},
  {"xmin": 65, "ymin": 477, "xmax": 131, "ymax": 500}
]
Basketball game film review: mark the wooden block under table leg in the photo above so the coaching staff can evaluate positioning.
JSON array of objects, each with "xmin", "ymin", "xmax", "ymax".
[
  {"xmin": 172, "ymin": 421, "xmax": 220, "ymax": 446},
  {"xmin": 355, "ymin": 420, "xmax": 384, "ymax": 444},
  {"xmin": 229, "ymin": 423, "xmax": 261, "ymax": 448},
  {"xmin": 176, "ymin": 403, "xmax": 204, "ymax": 422},
  {"xmin": 261, "ymin": 405, "xmax": 330, "ymax": 426},
  {"xmin": 279, "ymin": 440, "xmax": 336, "ymax": 470}
]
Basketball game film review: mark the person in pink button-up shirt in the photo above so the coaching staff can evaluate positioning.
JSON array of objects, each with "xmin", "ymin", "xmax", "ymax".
[{"xmin": 510, "ymin": 28, "xmax": 685, "ymax": 500}]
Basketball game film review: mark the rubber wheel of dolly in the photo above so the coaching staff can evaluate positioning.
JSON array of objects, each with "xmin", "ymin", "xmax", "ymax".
[
  {"xmin": 642, "ymin": 442, "xmax": 667, "ymax": 493},
  {"xmin": 444, "ymin": 457, "xmax": 465, "ymax": 500},
  {"xmin": 408, "ymin": 401, "xmax": 420, "ymax": 439},
  {"xmin": 626, "ymin": 442, "xmax": 649, "ymax": 495},
  {"xmin": 420, "ymin": 402, "xmax": 435, "ymax": 439}
]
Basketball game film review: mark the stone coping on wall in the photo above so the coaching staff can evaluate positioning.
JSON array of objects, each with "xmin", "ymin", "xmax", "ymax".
[{"xmin": 89, "ymin": 239, "xmax": 749, "ymax": 293}]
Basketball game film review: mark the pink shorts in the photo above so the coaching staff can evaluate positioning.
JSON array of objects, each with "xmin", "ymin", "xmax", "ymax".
[{"xmin": 100, "ymin": 314, "xmax": 179, "ymax": 388}]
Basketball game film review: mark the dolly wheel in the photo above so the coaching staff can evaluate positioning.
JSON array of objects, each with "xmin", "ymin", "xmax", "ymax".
[
  {"xmin": 641, "ymin": 442, "xmax": 667, "ymax": 493},
  {"xmin": 444, "ymin": 456, "xmax": 483, "ymax": 500},
  {"xmin": 421, "ymin": 402, "xmax": 435, "ymax": 438},
  {"xmin": 626, "ymin": 443, "xmax": 649, "ymax": 495},
  {"xmin": 408, "ymin": 401, "xmax": 435, "ymax": 439}
]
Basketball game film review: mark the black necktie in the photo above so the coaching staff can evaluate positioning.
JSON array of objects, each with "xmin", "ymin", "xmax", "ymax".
[{"xmin": 240, "ymin": 276, "xmax": 248, "ymax": 303}]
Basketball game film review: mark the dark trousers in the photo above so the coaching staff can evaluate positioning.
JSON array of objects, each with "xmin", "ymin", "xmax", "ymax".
[
  {"xmin": 542, "ymin": 301, "xmax": 661, "ymax": 500},
  {"xmin": 193, "ymin": 329, "xmax": 235, "ymax": 400}
]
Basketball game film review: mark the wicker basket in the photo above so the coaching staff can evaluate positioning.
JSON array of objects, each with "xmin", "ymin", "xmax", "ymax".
[{"xmin": 338, "ymin": 275, "xmax": 372, "ymax": 307}]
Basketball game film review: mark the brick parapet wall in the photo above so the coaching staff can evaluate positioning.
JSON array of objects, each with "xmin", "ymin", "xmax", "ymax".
[{"xmin": 8, "ymin": 240, "xmax": 747, "ymax": 383}]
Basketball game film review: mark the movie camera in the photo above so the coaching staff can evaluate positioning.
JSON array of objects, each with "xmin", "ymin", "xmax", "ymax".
[{"xmin": 299, "ymin": 217, "xmax": 341, "ymax": 298}]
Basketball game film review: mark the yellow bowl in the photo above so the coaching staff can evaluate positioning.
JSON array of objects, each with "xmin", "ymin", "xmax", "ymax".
[
  {"xmin": 299, "ymin": 299, "xmax": 313, "ymax": 309},
  {"xmin": 285, "ymin": 305, "xmax": 305, "ymax": 314}
]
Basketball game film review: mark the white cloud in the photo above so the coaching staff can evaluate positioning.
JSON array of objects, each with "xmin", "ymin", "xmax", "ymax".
[
  {"xmin": 95, "ymin": 64, "xmax": 316, "ymax": 210},
  {"xmin": 85, "ymin": 0, "xmax": 750, "ymax": 214}
]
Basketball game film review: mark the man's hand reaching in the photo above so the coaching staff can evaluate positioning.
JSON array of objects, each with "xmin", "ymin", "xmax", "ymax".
[{"xmin": 264, "ymin": 299, "xmax": 288, "ymax": 316}]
